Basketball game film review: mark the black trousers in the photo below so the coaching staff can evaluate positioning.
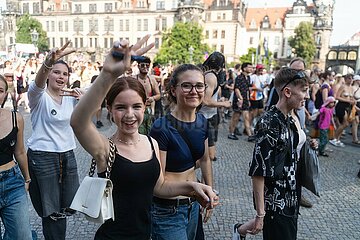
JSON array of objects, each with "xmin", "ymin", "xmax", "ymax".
[{"xmin": 263, "ymin": 212, "xmax": 298, "ymax": 240}]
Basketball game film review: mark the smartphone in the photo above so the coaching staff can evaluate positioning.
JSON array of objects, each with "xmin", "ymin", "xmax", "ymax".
[{"xmin": 111, "ymin": 51, "xmax": 146, "ymax": 62}]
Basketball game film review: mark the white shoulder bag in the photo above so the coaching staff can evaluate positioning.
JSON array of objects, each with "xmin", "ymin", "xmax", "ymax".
[{"xmin": 70, "ymin": 139, "xmax": 116, "ymax": 223}]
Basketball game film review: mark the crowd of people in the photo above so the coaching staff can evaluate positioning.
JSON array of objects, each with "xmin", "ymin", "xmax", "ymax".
[{"xmin": 0, "ymin": 36, "xmax": 359, "ymax": 240}]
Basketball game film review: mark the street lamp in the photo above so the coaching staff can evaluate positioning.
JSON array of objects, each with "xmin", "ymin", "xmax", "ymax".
[
  {"xmin": 188, "ymin": 45, "xmax": 194, "ymax": 64},
  {"xmin": 30, "ymin": 28, "xmax": 39, "ymax": 55}
]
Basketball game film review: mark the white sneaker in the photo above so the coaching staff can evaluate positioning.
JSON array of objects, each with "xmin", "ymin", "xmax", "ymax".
[
  {"xmin": 337, "ymin": 140, "xmax": 345, "ymax": 147},
  {"xmin": 329, "ymin": 139, "xmax": 338, "ymax": 146}
]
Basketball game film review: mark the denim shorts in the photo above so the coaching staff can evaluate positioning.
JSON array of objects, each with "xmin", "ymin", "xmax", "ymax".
[
  {"xmin": 0, "ymin": 164, "xmax": 32, "ymax": 240},
  {"xmin": 27, "ymin": 149, "xmax": 79, "ymax": 218},
  {"xmin": 151, "ymin": 200, "xmax": 199, "ymax": 240}
]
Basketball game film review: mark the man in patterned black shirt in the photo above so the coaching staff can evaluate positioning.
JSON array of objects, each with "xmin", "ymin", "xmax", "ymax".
[
  {"xmin": 228, "ymin": 62, "xmax": 253, "ymax": 140},
  {"xmin": 248, "ymin": 67, "xmax": 310, "ymax": 240}
]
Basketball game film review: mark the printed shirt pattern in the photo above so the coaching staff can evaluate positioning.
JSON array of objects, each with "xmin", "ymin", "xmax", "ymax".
[{"xmin": 249, "ymin": 106, "xmax": 300, "ymax": 217}]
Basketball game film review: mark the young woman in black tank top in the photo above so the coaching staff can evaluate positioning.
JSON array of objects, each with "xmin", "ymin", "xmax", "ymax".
[
  {"xmin": 71, "ymin": 36, "xmax": 219, "ymax": 240},
  {"xmin": 0, "ymin": 75, "xmax": 32, "ymax": 239}
]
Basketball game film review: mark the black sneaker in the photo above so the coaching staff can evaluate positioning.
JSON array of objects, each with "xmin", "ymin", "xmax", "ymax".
[
  {"xmin": 228, "ymin": 134, "xmax": 239, "ymax": 140},
  {"xmin": 234, "ymin": 128, "xmax": 242, "ymax": 136},
  {"xmin": 247, "ymin": 135, "xmax": 256, "ymax": 142}
]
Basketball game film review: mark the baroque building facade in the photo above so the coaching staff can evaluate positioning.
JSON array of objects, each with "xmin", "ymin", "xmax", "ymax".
[{"xmin": 1, "ymin": 0, "xmax": 334, "ymax": 69}]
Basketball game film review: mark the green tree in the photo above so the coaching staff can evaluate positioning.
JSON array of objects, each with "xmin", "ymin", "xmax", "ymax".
[
  {"xmin": 239, "ymin": 47, "xmax": 256, "ymax": 64},
  {"xmin": 154, "ymin": 22, "xmax": 211, "ymax": 65},
  {"xmin": 16, "ymin": 14, "xmax": 49, "ymax": 52},
  {"xmin": 288, "ymin": 21, "xmax": 316, "ymax": 66}
]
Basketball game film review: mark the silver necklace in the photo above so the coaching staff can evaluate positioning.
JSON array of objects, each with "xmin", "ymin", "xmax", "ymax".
[{"xmin": 116, "ymin": 135, "xmax": 141, "ymax": 145}]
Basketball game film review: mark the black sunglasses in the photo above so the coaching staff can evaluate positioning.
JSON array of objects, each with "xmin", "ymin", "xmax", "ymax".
[{"xmin": 281, "ymin": 70, "xmax": 307, "ymax": 91}]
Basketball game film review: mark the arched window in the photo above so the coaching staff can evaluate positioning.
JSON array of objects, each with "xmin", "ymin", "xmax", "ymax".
[
  {"xmin": 348, "ymin": 51, "xmax": 357, "ymax": 60},
  {"xmin": 338, "ymin": 51, "xmax": 347, "ymax": 60},
  {"xmin": 275, "ymin": 18, "xmax": 282, "ymax": 28},
  {"xmin": 250, "ymin": 19, "xmax": 257, "ymax": 28},
  {"xmin": 328, "ymin": 51, "xmax": 337, "ymax": 60}
]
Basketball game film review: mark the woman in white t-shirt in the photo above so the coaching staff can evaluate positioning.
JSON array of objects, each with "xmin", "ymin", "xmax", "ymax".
[{"xmin": 26, "ymin": 42, "xmax": 83, "ymax": 240}]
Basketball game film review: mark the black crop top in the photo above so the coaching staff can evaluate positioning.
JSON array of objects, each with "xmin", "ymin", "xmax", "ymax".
[
  {"xmin": 0, "ymin": 111, "xmax": 18, "ymax": 166},
  {"xmin": 95, "ymin": 136, "xmax": 160, "ymax": 240},
  {"xmin": 150, "ymin": 113, "xmax": 208, "ymax": 172}
]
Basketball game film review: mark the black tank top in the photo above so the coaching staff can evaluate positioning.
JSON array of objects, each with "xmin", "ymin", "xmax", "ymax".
[
  {"xmin": 0, "ymin": 111, "xmax": 17, "ymax": 166},
  {"xmin": 95, "ymin": 136, "xmax": 160, "ymax": 240}
]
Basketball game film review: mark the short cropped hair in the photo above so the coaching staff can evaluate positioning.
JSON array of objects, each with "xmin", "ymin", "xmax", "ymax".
[{"xmin": 274, "ymin": 67, "xmax": 309, "ymax": 93}]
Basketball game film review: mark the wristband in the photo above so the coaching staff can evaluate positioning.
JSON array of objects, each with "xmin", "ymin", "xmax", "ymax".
[
  {"xmin": 238, "ymin": 98, "xmax": 243, "ymax": 101},
  {"xmin": 256, "ymin": 213, "xmax": 266, "ymax": 218},
  {"xmin": 25, "ymin": 179, "xmax": 31, "ymax": 183},
  {"xmin": 43, "ymin": 61, "xmax": 53, "ymax": 70}
]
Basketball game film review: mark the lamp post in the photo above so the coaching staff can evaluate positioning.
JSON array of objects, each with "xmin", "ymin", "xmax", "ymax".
[
  {"xmin": 30, "ymin": 28, "xmax": 39, "ymax": 56},
  {"xmin": 188, "ymin": 45, "xmax": 194, "ymax": 64}
]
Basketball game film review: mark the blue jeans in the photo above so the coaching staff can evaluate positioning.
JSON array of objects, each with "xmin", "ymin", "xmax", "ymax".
[
  {"xmin": 0, "ymin": 164, "xmax": 32, "ymax": 240},
  {"xmin": 151, "ymin": 200, "xmax": 199, "ymax": 240}
]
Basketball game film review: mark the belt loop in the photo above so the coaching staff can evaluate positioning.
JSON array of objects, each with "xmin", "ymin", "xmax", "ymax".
[{"xmin": 176, "ymin": 199, "xmax": 180, "ymax": 207}]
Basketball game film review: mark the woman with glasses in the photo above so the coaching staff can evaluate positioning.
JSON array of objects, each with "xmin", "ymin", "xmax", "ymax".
[{"xmin": 150, "ymin": 64, "xmax": 214, "ymax": 240}]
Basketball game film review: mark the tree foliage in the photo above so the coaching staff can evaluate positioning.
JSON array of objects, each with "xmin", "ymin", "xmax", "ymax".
[
  {"xmin": 239, "ymin": 47, "xmax": 256, "ymax": 64},
  {"xmin": 288, "ymin": 21, "xmax": 316, "ymax": 66},
  {"xmin": 16, "ymin": 14, "xmax": 49, "ymax": 52},
  {"xmin": 154, "ymin": 22, "xmax": 211, "ymax": 65}
]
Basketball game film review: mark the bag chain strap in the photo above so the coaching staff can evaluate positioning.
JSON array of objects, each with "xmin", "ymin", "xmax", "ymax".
[{"xmin": 88, "ymin": 139, "xmax": 116, "ymax": 179}]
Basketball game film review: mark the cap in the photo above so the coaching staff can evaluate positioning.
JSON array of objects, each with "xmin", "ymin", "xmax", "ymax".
[
  {"xmin": 3, "ymin": 72, "xmax": 13, "ymax": 77},
  {"xmin": 335, "ymin": 73, "xmax": 342, "ymax": 78},
  {"xmin": 322, "ymin": 96, "xmax": 336, "ymax": 108},
  {"xmin": 353, "ymin": 75, "xmax": 360, "ymax": 81},
  {"xmin": 256, "ymin": 64, "xmax": 264, "ymax": 69}
]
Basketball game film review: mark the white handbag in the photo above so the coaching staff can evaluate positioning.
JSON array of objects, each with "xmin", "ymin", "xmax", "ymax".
[{"xmin": 70, "ymin": 139, "xmax": 116, "ymax": 223}]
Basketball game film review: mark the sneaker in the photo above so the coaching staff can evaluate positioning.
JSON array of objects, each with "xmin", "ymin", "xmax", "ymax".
[
  {"xmin": 319, "ymin": 152, "xmax": 329, "ymax": 157},
  {"xmin": 228, "ymin": 134, "xmax": 239, "ymax": 140},
  {"xmin": 247, "ymin": 135, "xmax": 256, "ymax": 142},
  {"xmin": 234, "ymin": 128, "xmax": 242, "ymax": 136},
  {"xmin": 299, "ymin": 196, "xmax": 313, "ymax": 208},
  {"xmin": 337, "ymin": 140, "xmax": 345, "ymax": 147},
  {"xmin": 329, "ymin": 139, "xmax": 338, "ymax": 146}
]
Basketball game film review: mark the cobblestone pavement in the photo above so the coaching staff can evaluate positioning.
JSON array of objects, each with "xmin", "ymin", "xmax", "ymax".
[{"xmin": 17, "ymin": 108, "xmax": 360, "ymax": 240}]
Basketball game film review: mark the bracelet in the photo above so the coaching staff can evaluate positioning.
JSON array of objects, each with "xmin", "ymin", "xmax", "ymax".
[
  {"xmin": 43, "ymin": 61, "xmax": 53, "ymax": 70},
  {"xmin": 237, "ymin": 98, "xmax": 243, "ymax": 101},
  {"xmin": 25, "ymin": 179, "xmax": 31, "ymax": 183},
  {"xmin": 256, "ymin": 213, "xmax": 266, "ymax": 218}
]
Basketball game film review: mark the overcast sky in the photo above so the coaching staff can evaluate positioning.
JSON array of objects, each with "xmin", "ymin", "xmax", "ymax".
[
  {"xmin": 245, "ymin": 0, "xmax": 359, "ymax": 45},
  {"xmin": 1, "ymin": 0, "xmax": 358, "ymax": 45}
]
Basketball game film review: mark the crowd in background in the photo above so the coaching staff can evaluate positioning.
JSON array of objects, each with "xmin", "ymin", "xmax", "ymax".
[{"xmin": 1, "ymin": 41, "xmax": 360, "ymax": 240}]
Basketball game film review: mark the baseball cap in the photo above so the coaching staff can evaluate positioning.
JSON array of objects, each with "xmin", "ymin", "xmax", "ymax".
[
  {"xmin": 353, "ymin": 75, "xmax": 360, "ymax": 81},
  {"xmin": 256, "ymin": 64, "xmax": 264, "ymax": 69}
]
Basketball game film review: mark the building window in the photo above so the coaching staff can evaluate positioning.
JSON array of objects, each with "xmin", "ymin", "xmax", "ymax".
[
  {"xmin": 220, "ymin": 45, "xmax": 224, "ymax": 53},
  {"xmin": 155, "ymin": 19, "xmax": 160, "ymax": 31},
  {"xmin": 104, "ymin": 18, "xmax": 114, "ymax": 32},
  {"xmin": 64, "ymin": 21, "xmax": 68, "ymax": 32},
  {"xmin": 104, "ymin": 38, "xmax": 108, "ymax": 49},
  {"xmin": 328, "ymin": 51, "xmax": 337, "ymax": 60},
  {"xmin": 62, "ymin": 3, "xmax": 68, "ymax": 11},
  {"xmin": 52, "ymin": 38, "xmax": 55, "ymax": 48},
  {"xmin": 94, "ymin": 38, "xmax": 98, "ymax": 47},
  {"xmin": 137, "ymin": 19, "xmax": 142, "ymax": 31},
  {"xmin": 315, "ymin": 34, "xmax": 321, "ymax": 45},
  {"xmin": 89, "ymin": 19, "xmax": 98, "ymax": 31},
  {"xmin": 348, "ymin": 51, "xmax": 357, "ymax": 60},
  {"xmin": 274, "ymin": 36, "xmax": 280, "ymax": 45},
  {"xmin": 222, "ymin": 13, "xmax": 226, "ymax": 20},
  {"xmin": 74, "ymin": 19, "xmax": 84, "ymax": 32},
  {"xmin": 60, "ymin": 38, "xmax": 64, "ymax": 47},
  {"xmin": 75, "ymin": 4, "xmax": 82, "ymax": 13},
  {"xmin": 217, "ymin": 13, "xmax": 221, "ymax": 20},
  {"xmin": 338, "ymin": 51, "xmax": 347, "ymax": 60},
  {"xmin": 105, "ymin": 3, "xmax": 113, "ymax": 12},
  {"xmin": 213, "ymin": 30, "xmax": 218, "ymax": 39},
  {"xmin": 51, "ymin": 21, "xmax": 55, "ymax": 32},
  {"xmin": 249, "ymin": 37, "xmax": 253, "ymax": 44},
  {"xmin": 262, "ymin": 16, "xmax": 270, "ymax": 29},
  {"xmin": 205, "ymin": 30, "xmax": 209, "ymax": 39},
  {"xmin": 275, "ymin": 19, "xmax": 282, "ymax": 28},
  {"xmin": 119, "ymin": 20, "xmax": 123, "ymax": 31},
  {"xmin": 125, "ymin": 20, "xmax": 130, "ymax": 31},
  {"xmin": 219, "ymin": 0, "xmax": 227, "ymax": 6},
  {"xmin": 74, "ymin": 38, "xmax": 78, "ymax": 48},
  {"xmin": 221, "ymin": 30, "xmax": 225, "ymax": 39},
  {"xmin": 250, "ymin": 19, "xmax": 256, "ymax": 28},
  {"xmin": 89, "ymin": 4, "xmax": 97, "ymax": 13},
  {"xmin": 155, "ymin": 38, "xmax": 160, "ymax": 49},
  {"xmin": 59, "ymin": 21, "xmax": 63, "ymax": 32},
  {"xmin": 162, "ymin": 18, "xmax": 167, "ymax": 31},
  {"xmin": 143, "ymin": 19, "xmax": 148, "ymax": 31},
  {"xmin": 137, "ymin": 0, "xmax": 145, "ymax": 8},
  {"xmin": 206, "ymin": 13, "xmax": 211, "ymax": 21},
  {"xmin": 80, "ymin": 38, "xmax": 83, "ymax": 48},
  {"xmin": 46, "ymin": 21, "xmax": 50, "ymax": 32},
  {"xmin": 23, "ymin": 3, "xmax": 29, "ymax": 14},
  {"xmin": 89, "ymin": 38, "xmax": 93, "ymax": 48},
  {"xmin": 33, "ymin": 2, "xmax": 40, "ymax": 14},
  {"xmin": 156, "ymin": 1, "xmax": 165, "ymax": 10}
]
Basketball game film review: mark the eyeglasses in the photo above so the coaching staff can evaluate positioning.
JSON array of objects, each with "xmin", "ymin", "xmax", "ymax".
[
  {"xmin": 281, "ymin": 70, "xmax": 307, "ymax": 91},
  {"xmin": 139, "ymin": 63, "xmax": 150, "ymax": 68},
  {"xmin": 177, "ymin": 82, "xmax": 207, "ymax": 93}
]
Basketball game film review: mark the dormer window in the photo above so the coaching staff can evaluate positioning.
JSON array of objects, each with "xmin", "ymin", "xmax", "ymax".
[
  {"xmin": 262, "ymin": 16, "xmax": 270, "ymax": 29},
  {"xmin": 250, "ymin": 19, "xmax": 257, "ymax": 29},
  {"xmin": 275, "ymin": 18, "xmax": 282, "ymax": 28}
]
